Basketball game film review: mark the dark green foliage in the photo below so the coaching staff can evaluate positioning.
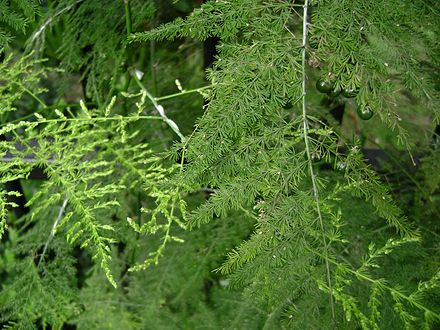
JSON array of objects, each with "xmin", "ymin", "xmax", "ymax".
[
  {"xmin": 27, "ymin": 0, "xmax": 156, "ymax": 103},
  {"xmin": 0, "ymin": 0, "xmax": 40, "ymax": 48},
  {"xmin": 0, "ymin": 0, "xmax": 439, "ymax": 329}
]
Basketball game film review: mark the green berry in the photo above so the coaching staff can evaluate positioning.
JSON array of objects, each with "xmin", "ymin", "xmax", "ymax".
[
  {"xmin": 328, "ymin": 87, "xmax": 341, "ymax": 98},
  {"xmin": 316, "ymin": 78, "xmax": 334, "ymax": 93},
  {"xmin": 356, "ymin": 105, "xmax": 374, "ymax": 120},
  {"xmin": 283, "ymin": 99, "xmax": 293, "ymax": 109}
]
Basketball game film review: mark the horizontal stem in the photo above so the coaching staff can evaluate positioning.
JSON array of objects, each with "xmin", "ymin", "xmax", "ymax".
[
  {"xmin": 34, "ymin": 115, "xmax": 162, "ymax": 124},
  {"xmin": 0, "ymin": 115, "xmax": 162, "ymax": 130},
  {"xmin": 155, "ymin": 85, "xmax": 214, "ymax": 101}
]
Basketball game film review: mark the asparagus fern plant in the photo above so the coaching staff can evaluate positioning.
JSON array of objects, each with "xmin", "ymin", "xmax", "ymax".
[{"xmin": 0, "ymin": 0, "xmax": 439, "ymax": 329}]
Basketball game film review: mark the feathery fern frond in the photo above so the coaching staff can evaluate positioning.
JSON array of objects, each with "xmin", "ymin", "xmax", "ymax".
[
  {"xmin": 131, "ymin": 0, "xmax": 438, "ymax": 327},
  {"xmin": 28, "ymin": 0, "xmax": 156, "ymax": 102},
  {"xmin": 0, "ymin": 0, "xmax": 40, "ymax": 49}
]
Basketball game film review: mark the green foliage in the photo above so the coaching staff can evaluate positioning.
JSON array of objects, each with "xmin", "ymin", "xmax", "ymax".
[
  {"xmin": 308, "ymin": 0, "xmax": 440, "ymax": 147},
  {"xmin": 0, "ymin": 0, "xmax": 439, "ymax": 329},
  {"xmin": 0, "ymin": 0, "xmax": 40, "ymax": 48}
]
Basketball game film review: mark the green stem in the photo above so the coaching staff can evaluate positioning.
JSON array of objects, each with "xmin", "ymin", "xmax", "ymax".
[
  {"xmin": 37, "ymin": 198, "xmax": 68, "ymax": 267},
  {"xmin": 124, "ymin": 0, "xmax": 132, "ymax": 37},
  {"xmin": 155, "ymin": 85, "xmax": 214, "ymax": 101},
  {"xmin": 31, "ymin": 114, "xmax": 161, "ymax": 124},
  {"xmin": 306, "ymin": 245, "xmax": 440, "ymax": 320},
  {"xmin": 123, "ymin": 0, "xmax": 133, "ymax": 107},
  {"xmin": 4, "ymin": 102, "xmax": 95, "ymax": 126},
  {"xmin": 150, "ymin": 40, "xmax": 157, "ymax": 96},
  {"xmin": 131, "ymin": 69, "xmax": 184, "ymax": 141},
  {"xmin": 299, "ymin": 0, "xmax": 335, "ymax": 319},
  {"xmin": 0, "ymin": 114, "xmax": 161, "ymax": 130},
  {"xmin": 17, "ymin": 82, "xmax": 47, "ymax": 108}
]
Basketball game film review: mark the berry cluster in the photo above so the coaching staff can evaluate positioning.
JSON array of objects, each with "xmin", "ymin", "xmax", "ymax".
[{"xmin": 315, "ymin": 77, "xmax": 374, "ymax": 120}]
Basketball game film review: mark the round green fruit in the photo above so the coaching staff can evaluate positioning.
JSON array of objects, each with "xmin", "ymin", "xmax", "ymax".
[
  {"xmin": 316, "ymin": 78, "xmax": 334, "ymax": 94},
  {"xmin": 283, "ymin": 99, "xmax": 293, "ymax": 109},
  {"xmin": 342, "ymin": 86, "xmax": 359, "ymax": 98},
  {"xmin": 356, "ymin": 105, "xmax": 374, "ymax": 120},
  {"xmin": 328, "ymin": 87, "xmax": 341, "ymax": 98}
]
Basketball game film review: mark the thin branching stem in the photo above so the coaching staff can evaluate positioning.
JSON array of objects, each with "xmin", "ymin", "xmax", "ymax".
[
  {"xmin": 37, "ymin": 198, "xmax": 68, "ymax": 267},
  {"xmin": 131, "ymin": 69, "xmax": 185, "ymax": 141},
  {"xmin": 299, "ymin": 0, "xmax": 335, "ymax": 318},
  {"xmin": 16, "ymin": 82, "xmax": 47, "ymax": 108},
  {"xmin": 150, "ymin": 39, "xmax": 157, "ymax": 95},
  {"xmin": 305, "ymin": 245, "xmax": 440, "ymax": 319},
  {"xmin": 32, "ymin": 114, "xmax": 161, "ymax": 124},
  {"xmin": 28, "ymin": 0, "xmax": 84, "ymax": 47},
  {"xmin": 122, "ymin": 0, "xmax": 134, "ymax": 113},
  {"xmin": 124, "ymin": 0, "xmax": 132, "ymax": 37},
  {"xmin": 6, "ymin": 102, "xmax": 96, "ymax": 125},
  {"xmin": 155, "ymin": 84, "xmax": 214, "ymax": 101}
]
